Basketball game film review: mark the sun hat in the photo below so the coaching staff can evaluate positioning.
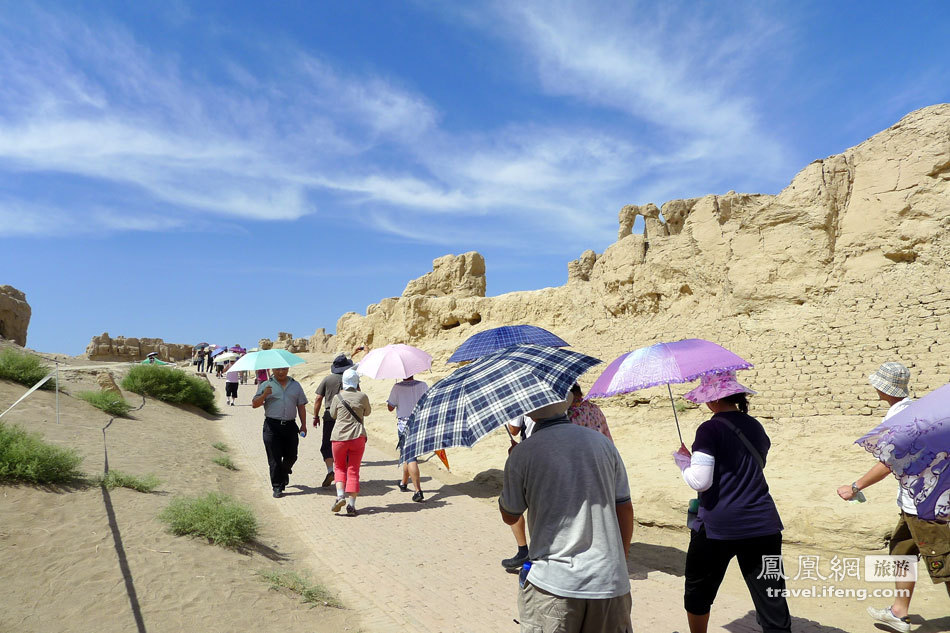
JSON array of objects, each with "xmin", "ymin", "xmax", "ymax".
[
  {"xmin": 684, "ymin": 371, "xmax": 757, "ymax": 404},
  {"xmin": 330, "ymin": 354, "xmax": 354, "ymax": 375},
  {"xmin": 526, "ymin": 392, "xmax": 575, "ymax": 421},
  {"xmin": 342, "ymin": 367, "xmax": 360, "ymax": 390},
  {"xmin": 868, "ymin": 362, "xmax": 910, "ymax": 398},
  {"xmin": 146, "ymin": 352, "xmax": 159, "ymax": 358}
]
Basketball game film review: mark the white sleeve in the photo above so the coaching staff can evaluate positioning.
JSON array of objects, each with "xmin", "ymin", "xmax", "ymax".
[{"xmin": 681, "ymin": 451, "xmax": 715, "ymax": 492}]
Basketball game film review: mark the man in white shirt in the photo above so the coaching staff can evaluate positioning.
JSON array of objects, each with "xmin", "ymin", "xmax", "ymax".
[
  {"xmin": 388, "ymin": 376, "xmax": 428, "ymax": 502},
  {"xmin": 838, "ymin": 362, "xmax": 950, "ymax": 632}
]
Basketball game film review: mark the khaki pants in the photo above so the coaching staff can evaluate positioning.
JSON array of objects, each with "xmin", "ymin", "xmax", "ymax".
[
  {"xmin": 518, "ymin": 583, "xmax": 632, "ymax": 633},
  {"xmin": 889, "ymin": 512, "xmax": 950, "ymax": 584}
]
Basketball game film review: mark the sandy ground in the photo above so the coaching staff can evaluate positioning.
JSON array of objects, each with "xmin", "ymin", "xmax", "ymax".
[
  {"xmin": 0, "ymin": 367, "xmax": 358, "ymax": 633},
  {"xmin": 1, "ymin": 352, "xmax": 948, "ymax": 632}
]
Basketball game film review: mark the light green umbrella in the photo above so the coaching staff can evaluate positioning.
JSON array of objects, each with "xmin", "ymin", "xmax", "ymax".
[
  {"xmin": 140, "ymin": 358, "xmax": 172, "ymax": 365},
  {"xmin": 225, "ymin": 349, "xmax": 305, "ymax": 373}
]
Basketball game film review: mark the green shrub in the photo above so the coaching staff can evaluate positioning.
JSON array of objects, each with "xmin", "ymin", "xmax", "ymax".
[
  {"xmin": 212, "ymin": 442, "xmax": 229, "ymax": 452},
  {"xmin": 0, "ymin": 348, "xmax": 54, "ymax": 389},
  {"xmin": 121, "ymin": 364, "xmax": 219, "ymax": 414},
  {"xmin": 95, "ymin": 469, "xmax": 160, "ymax": 492},
  {"xmin": 213, "ymin": 455, "xmax": 237, "ymax": 470},
  {"xmin": 159, "ymin": 492, "xmax": 258, "ymax": 547},
  {"xmin": 258, "ymin": 569, "xmax": 345, "ymax": 608},
  {"xmin": 0, "ymin": 422, "xmax": 83, "ymax": 484},
  {"xmin": 77, "ymin": 390, "xmax": 133, "ymax": 417},
  {"xmin": 674, "ymin": 400, "xmax": 688, "ymax": 413}
]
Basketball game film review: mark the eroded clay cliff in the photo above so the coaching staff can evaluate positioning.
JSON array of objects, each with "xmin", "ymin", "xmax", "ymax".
[
  {"xmin": 333, "ymin": 104, "xmax": 950, "ymax": 421},
  {"xmin": 0, "ymin": 285, "xmax": 31, "ymax": 347},
  {"xmin": 85, "ymin": 333, "xmax": 193, "ymax": 362}
]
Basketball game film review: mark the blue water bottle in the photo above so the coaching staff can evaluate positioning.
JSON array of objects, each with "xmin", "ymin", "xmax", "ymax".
[{"xmin": 518, "ymin": 561, "xmax": 532, "ymax": 588}]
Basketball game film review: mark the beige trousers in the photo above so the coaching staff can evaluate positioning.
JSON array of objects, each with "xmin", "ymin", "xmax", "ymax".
[{"xmin": 517, "ymin": 582, "xmax": 632, "ymax": 633}]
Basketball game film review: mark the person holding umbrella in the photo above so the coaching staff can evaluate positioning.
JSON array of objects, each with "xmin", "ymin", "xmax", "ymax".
[
  {"xmin": 500, "ymin": 393, "xmax": 634, "ymax": 632},
  {"xmin": 672, "ymin": 371, "xmax": 790, "ymax": 633},
  {"xmin": 252, "ymin": 365, "xmax": 308, "ymax": 499},
  {"xmin": 836, "ymin": 362, "xmax": 950, "ymax": 632},
  {"xmin": 388, "ymin": 376, "xmax": 428, "ymax": 502}
]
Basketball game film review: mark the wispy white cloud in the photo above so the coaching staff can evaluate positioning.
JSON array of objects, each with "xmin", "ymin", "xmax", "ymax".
[
  {"xmin": 461, "ymin": 0, "xmax": 792, "ymax": 190},
  {"xmin": 0, "ymin": 2, "xmax": 793, "ymax": 252}
]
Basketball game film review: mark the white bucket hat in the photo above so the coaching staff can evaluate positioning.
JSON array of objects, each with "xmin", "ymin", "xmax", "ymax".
[
  {"xmin": 342, "ymin": 367, "xmax": 360, "ymax": 390},
  {"xmin": 869, "ymin": 362, "xmax": 910, "ymax": 398}
]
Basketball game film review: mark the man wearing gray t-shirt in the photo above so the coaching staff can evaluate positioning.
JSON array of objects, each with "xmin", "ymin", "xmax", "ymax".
[{"xmin": 500, "ymin": 395, "xmax": 634, "ymax": 632}]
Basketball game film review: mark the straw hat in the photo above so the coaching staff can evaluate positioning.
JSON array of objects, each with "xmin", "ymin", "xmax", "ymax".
[
  {"xmin": 684, "ymin": 371, "xmax": 757, "ymax": 404},
  {"xmin": 869, "ymin": 362, "xmax": 910, "ymax": 398}
]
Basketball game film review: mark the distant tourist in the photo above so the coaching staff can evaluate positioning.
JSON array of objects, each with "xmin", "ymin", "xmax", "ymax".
[
  {"xmin": 252, "ymin": 366, "xmax": 308, "ymax": 499},
  {"xmin": 837, "ymin": 362, "xmax": 948, "ymax": 633},
  {"xmin": 501, "ymin": 413, "xmax": 534, "ymax": 572},
  {"xmin": 312, "ymin": 346, "xmax": 367, "ymax": 488},
  {"xmin": 329, "ymin": 368, "xmax": 371, "ymax": 516},
  {"xmin": 673, "ymin": 372, "xmax": 790, "ymax": 633},
  {"xmin": 256, "ymin": 368, "xmax": 268, "ymax": 385},
  {"xmin": 196, "ymin": 349, "xmax": 206, "ymax": 373},
  {"xmin": 388, "ymin": 375, "xmax": 428, "ymax": 502},
  {"xmin": 567, "ymin": 383, "xmax": 613, "ymax": 440},
  {"xmin": 224, "ymin": 360, "xmax": 240, "ymax": 406},
  {"xmin": 500, "ymin": 394, "xmax": 634, "ymax": 632}
]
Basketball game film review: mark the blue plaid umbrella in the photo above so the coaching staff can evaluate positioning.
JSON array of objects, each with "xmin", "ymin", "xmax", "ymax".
[
  {"xmin": 447, "ymin": 325, "xmax": 570, "ymax": 363},
  {"xmin": 401, "ymin": 344, "xmax": 601, "ymax": 462}
]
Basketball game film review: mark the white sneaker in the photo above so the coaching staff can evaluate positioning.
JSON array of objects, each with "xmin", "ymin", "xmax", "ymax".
[{"xmin": 867, "ymin": 606, "xmax": 911, "ymax": 633}]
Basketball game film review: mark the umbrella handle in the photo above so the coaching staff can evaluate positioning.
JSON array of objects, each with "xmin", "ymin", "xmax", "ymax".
[{"xmin": 668, "ymin": 384, "xmax": 685, "ymax": 446}]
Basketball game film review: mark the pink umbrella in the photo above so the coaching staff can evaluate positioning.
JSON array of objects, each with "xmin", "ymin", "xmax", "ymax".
[{"xmin": 357, "ymin": 344, "xmax": 432, "ymax": 380}]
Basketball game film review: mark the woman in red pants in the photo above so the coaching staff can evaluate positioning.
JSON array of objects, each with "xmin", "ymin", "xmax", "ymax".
[{"xmin": 328, "ymin": 368, "xmax": 371, "ymax": 516}]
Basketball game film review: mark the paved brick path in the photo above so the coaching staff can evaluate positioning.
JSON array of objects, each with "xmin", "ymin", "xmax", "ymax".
[{"xmin": 218, "ymin": 391, "xmax": 837, "ymax": 633}]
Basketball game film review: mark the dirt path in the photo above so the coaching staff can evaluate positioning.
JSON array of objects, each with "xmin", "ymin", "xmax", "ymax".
[{"xmin": 214, "ymin": 381, "xmax": 852, "ymax": 633}]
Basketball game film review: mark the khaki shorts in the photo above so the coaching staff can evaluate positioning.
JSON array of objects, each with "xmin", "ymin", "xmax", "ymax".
[
  {"xmin": 889, "ymin": 512, "xmax": 950, "ymax": 584},
  {"xmin": 518, "ymin": 582, "xmax": 632, "ymax": 633}
]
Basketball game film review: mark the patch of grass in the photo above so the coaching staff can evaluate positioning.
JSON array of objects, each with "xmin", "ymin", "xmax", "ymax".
[
  {"xmin": 211, "ymin": 442, "xmax": 229, "ymax": 452},
  {"xmin": 258, "ymin": 569, "xmax": 345, "ymax": 608},
  {"xmin": 0, "ymin": 422, "xmax": 83, "ymax": 484},
  {"xmin": 95, "ymin": 469, "xmax": 160, "ymax": 493},
  {"xmin": 0, "ymin": 348, "xmax": 54, "ymax": 389},
  {"xmin": 159, "ymin": 492, "xmax": 257, "ymax": 547},
  {"xmin": 121, "ymin": 364, "xmax": 219, "ymax": 414},
  {"xmin": 213, "ymin": 455, "xmax": 237, "ymax": 470},
  {"xmin": 674, "ymin": 400, "xmax": 688, "ymax": 413},
  {"xmin": 77, "ymin": 390, "xmax": 133, "ymax": 417}
]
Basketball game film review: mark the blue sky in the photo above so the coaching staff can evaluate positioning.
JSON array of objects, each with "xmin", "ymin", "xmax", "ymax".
[{"xmin": 1, "ymin": 1, "xmax": 948, "ymax": 355}]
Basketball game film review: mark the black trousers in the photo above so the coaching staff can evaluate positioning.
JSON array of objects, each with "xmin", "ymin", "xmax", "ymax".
[
  {"xmin": 685, "ymin": 526, "xmax": 791, "ymax": 633},
  {"xmin": 320, "ymin": 409, "xmax": 336, "ymax": 460},
  {"xmin": 262, "ymin": 418, "xmax": 299, "ymax": 489}
]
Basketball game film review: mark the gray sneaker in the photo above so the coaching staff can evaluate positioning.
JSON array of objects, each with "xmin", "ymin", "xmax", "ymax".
[
  {"xmin": 331, "ymin": 497, "xmax": 346, "ymax": 513},
  {"xmin": 866, "ymin": 606, "xmax": 911, "ymax": 633}
]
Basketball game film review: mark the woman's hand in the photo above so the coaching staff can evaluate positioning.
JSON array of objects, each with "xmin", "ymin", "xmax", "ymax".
[{"xmin": 672, "ymin": 443, "xmax": 692, "ymax": 471}]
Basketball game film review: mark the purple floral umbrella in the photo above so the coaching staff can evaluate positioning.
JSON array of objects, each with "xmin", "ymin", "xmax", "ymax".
[
  {"xmin": 588, "ymin": 339, "xmax": 753, "ymax": 445},
  {"xmin": 856, "ymin": 383, "xmax": 950, "ymax": 522}
]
